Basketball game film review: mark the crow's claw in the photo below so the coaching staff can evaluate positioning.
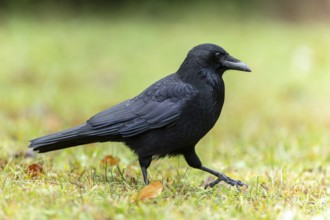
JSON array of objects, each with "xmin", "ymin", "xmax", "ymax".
[{"xmin": 204, "ymin": 173, "xmax": 247, "ymax": 189}]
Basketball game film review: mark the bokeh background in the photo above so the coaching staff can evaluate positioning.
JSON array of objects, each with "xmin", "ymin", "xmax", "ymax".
[{"xmin": 0, "ymin": 1, "xmax": 329, "ymax": 219}]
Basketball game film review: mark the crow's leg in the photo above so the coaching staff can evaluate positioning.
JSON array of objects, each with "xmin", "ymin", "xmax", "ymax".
[
  {"xmin": 139, "ymin": 156, "xmax": 152, "ymax": 185},
  {"xmin": 183, "ymin": 148, "xmax": 247, "ymax": 188}
]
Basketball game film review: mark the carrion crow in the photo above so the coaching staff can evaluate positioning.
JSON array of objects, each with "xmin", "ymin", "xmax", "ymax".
[{"xmin": 29, "ymin": 43, "xmax": 251, "ymax": 188}]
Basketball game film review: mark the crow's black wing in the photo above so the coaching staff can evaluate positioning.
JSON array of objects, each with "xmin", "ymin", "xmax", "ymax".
[{"xmin": 86, "ymin": 75, "xmax": 196, "ymax": 138}]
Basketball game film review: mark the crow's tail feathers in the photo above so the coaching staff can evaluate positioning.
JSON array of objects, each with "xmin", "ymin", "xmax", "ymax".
[{"xmin": 29, "ymin": 123, "xmax": 98, "ymax": 153}]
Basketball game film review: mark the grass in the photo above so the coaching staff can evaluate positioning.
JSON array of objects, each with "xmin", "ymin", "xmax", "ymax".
[{"xmin": 0, "ymin": 10, "xmax": 330, "ymax": 220}]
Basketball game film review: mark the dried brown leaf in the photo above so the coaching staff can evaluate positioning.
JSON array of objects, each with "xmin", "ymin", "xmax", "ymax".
[
  {"xmin": 130, "ymin": 181, "xmax": 163, "ymax": 202},
  {"xmin": 27, "ymin": 163, "xmax": 43, "ymax": 177},
  {"xmin": 101, "ymin": 155, "xmax": 119, "ymax": 167}
]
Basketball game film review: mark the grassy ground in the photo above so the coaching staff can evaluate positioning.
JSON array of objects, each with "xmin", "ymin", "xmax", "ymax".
[{"xmin": 0, "ymin": 10, "xmax": 330, "ymax": 220}]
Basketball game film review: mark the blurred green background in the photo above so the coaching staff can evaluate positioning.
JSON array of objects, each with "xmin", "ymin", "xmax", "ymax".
[{"xmin": 0, "ymin": 1, "xmax": 329, "ymax": 219}]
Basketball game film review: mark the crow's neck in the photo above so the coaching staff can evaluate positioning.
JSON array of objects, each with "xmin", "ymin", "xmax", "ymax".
[{"xmin": 177, "ymin": 60, "xmax": 224, "ymax": 96}]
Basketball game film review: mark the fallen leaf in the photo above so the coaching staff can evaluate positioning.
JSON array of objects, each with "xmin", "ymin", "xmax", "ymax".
[
  {"xmin": 130, "ymin": 181, "xmax": 163, "ymax": 202},
  {"xmin": 101, "ymin": 155, "xmax": 119, "ymax": 167},
  {"xmin": 27, "ymin": 163, "xmax": 43, "ymax": 177}
]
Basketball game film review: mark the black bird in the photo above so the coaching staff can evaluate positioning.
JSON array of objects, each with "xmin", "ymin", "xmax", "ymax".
[{"xmin": 29, "ymin": 43, "xmax": 251, "ymax": 188}]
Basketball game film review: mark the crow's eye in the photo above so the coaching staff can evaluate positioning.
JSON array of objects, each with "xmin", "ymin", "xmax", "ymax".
[
  {"xmin": 215, "ymin": 52, "xmax": 228, "ymax": 59},
  {"xmin": 215, "ymin": 52, "xmax": 226, "ymax": 58}
]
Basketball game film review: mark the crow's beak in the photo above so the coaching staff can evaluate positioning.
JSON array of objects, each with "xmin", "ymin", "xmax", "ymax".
[{"xmin": 222, "ymin": 55, "xmax": 251, "ymax": 72}]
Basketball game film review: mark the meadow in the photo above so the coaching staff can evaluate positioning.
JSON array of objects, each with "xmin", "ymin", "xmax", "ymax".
[{"xmin": 0, "ymin": 10, "xmax": 329, "ymax": 219}]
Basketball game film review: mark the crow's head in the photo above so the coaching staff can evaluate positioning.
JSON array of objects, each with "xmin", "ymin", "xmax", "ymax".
[{"xmin": 184, "ymin": 43, "xmax": 251, "ymax": 74}]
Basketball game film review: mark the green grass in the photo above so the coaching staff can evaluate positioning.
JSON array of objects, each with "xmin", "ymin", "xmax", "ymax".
[{"xmin": 0, "ymin": 11, "xmax": 330, "ymax": 220}]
